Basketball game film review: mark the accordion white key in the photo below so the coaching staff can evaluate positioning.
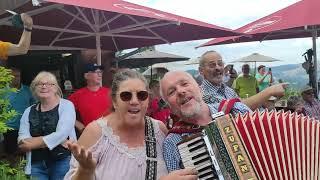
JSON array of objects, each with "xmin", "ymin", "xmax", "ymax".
[{"xmin": 177, "ymin": 110, "xmax": 320, "ymax": 180}]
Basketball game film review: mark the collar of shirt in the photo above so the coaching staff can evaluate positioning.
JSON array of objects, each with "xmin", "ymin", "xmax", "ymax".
[{"xmin": 201, "ymin": 79, "xmax": 228, "ymax": 104}]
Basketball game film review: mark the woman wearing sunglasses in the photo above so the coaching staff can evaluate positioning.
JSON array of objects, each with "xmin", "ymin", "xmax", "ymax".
[{"xmin": 64, "ymin": 69, "xmax": 197, "ymax": 180}]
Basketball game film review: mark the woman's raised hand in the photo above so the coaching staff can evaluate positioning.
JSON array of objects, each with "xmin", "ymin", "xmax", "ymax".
[{"xmin": 67, "ymin": 142, "xmax": 97, "ymax": 172}]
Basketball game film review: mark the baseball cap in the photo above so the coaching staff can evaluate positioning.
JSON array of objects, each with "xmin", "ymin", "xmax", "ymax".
[
  {"xmin": 301, "ymin": 85, "xmax": 313, "ymax": 94},
  {"xmin": 84, "ymin": 63, "xmax": 104, "ymax": 73}
]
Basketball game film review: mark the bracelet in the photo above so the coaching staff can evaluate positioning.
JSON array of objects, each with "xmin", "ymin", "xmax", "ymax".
[{"xmin": 24, "ymin": 27, "xmax": 32, "ymax": 32}]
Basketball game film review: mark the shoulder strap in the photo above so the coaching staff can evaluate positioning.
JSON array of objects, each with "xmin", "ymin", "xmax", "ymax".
[
  {"xmin": 168, "ymin": 120, "xmax": 202, "ymax": 134},
  {"xmin": 145, "ymin": 116, "xmax": 157, "ymax": 180}
]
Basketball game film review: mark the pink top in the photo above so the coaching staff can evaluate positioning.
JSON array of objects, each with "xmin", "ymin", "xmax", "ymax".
[{"xmin": 64, "ymin": 118, "xmax": 168, "ymax": 180}]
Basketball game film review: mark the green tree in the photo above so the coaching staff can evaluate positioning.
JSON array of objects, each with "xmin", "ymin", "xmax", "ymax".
[{"xmin": 0, "ymin": 66, "xmax": 27, "ymax": 179}]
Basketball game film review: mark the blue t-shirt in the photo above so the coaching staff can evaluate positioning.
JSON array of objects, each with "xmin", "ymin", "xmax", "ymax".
[{"xmin": 6, "ymin": 85, "xmax": 34, "ymax": 129}]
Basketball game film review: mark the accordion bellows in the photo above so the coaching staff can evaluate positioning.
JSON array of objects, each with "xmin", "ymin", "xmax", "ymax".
[{"xmin": 178, "ymin": 110, "xmax": 320, "ymax": 180}]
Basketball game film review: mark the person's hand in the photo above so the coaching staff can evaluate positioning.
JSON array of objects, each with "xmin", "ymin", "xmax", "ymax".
[
  {"xmin": 160, "ymin": 168, "xmax": 198, "ymax": 180},
  {"xmin": 229, "ymin": 69, "xmax": 237, "ymax": 78},
  {"xmin": 61, "ymin": 139, "xmax": 72, "ymax": 149},
  {"xmin": 265, "ymin": 83, "xmax": 288, "ymax": 98},
  {"xmin": 18, "ymin": 139, "xmax": 32, "ymax": 152},
  {"xmin": 21, "ymin": 13, "xmax": 33, "ymax": 29},
  {"xmin": 67, "ymin": 141, "xmax": 97, "ymax": 172}
]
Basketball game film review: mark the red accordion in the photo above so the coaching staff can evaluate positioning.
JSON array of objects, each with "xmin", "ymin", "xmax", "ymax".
[{"xmin": 178, "ymin": 110, "xmax": 320, "ymax": 180}]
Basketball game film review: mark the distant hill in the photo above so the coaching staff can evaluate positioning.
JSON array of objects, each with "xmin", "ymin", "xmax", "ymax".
[
  {"xmin": 271, "ymin": 63, "xmax": 310, "ymax": 90},
  {"xmin": 184, "ymin": 63, "xmax": 314, "ymax": 90}
]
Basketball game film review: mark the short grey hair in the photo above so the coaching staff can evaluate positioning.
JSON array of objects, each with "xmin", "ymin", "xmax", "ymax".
[
  {"xmin": 30, "ymin": 71, "xmax": 63, "ymax": 100},
  {"xmin": 159, "ymin": 71, "xmax": 196, "ymax": 101},
  {"xmin": 199, "ymin": 50, "xmax": 219, "ymax": 68},
  {"xmin": 110, "ymin": 69, "xmax": 149, "ymax": 111}
]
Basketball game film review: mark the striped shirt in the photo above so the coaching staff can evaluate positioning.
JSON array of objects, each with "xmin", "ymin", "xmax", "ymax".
[{"xmin": 200, "ymin": 79, "xmax": 251, "ymax": 114}]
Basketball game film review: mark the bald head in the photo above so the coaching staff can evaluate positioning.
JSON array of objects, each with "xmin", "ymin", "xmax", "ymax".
[
  {"xmin": 160, "ymin": 71, "xmax": 204, "ymax": 119},
  {"xmin": 160, "ymin": 71, "xmax": 197, "ymax": 98}
]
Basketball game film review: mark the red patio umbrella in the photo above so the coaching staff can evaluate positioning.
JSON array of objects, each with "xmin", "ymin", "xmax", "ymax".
[
  {"xmin": 0, "ymin": 0, "xmax": 238, "ymax": 65},
  {"xmin": 198, "ymin": 0, "xmax": 320, "ymax": 93}
]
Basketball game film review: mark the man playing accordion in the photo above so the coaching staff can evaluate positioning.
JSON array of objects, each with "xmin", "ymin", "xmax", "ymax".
[{"xmin": 160, "ymin": 70, "xmax": 288, "ymax": 179}]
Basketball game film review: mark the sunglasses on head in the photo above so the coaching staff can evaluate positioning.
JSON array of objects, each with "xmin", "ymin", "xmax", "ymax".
[{"xmin": 119, "ymin": 91, "xmax": 149, "ymax": 101}]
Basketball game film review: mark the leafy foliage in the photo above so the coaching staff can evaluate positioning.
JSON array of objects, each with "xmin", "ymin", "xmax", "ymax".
[
  {"xmin": 0, "ymin": 159, "xmax": 27, "ymax": 180},
  {"xmin": 0, "ymin": 67, "xmax": 17, "ymax": 133},
  {"xmin": 282, "ymin": 87, "xmax": 301, "ymax": 100},
  {"xmin": 0, "ymin": 66, "xmax": 27, "ymax": 179}
]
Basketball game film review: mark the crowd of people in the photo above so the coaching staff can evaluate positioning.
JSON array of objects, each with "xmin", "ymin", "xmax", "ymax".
[{"xmin": 2, "ymin": 13, "xmax": 320, "ymax": 180}]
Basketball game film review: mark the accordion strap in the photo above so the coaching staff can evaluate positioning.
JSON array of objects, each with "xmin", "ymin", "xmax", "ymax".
[
  {"xmin": 168, "ymin": 121, "xmax": 203, "ymax": 134},
  {"xmin": 145, "ymin": 116, "xmax": 157, "ymax": 180},
  {"xmin": 218, "ymin": 98, "xmax": 241, "ymax": 114}
]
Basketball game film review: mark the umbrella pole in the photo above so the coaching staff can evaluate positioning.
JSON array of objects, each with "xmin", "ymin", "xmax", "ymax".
[
  {"xmin": 254, "ymin": 61, "xmax": 257, "ymax": 76},
  {"xmin": 312, "ymin": 30, "xmax": 318, "ymax": 97},
  {"xmin": 150, "ymin": 65, "xmax": 153, "ymax": 80},
  {"xmin": 96, "ymin": 34, "xmax": 102, "ymax": 65}
]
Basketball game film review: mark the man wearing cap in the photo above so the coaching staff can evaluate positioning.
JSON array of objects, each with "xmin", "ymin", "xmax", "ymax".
[
  {"xmin": 0, "ymin": 13, "xmax": 33, "ymax": 60},
  {"xmin": 301, "ymin": 86, "xmax": 320, "ymax": 120},
  {"xmin": 68, "ymin": 63, "xmax": 112, "ymax": 136}
]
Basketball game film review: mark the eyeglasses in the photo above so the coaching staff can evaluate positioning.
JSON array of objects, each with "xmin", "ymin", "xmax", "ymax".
[
  {"xmin": 119, "ymin": 91, "xmax": 149, "ymax": 102},
  {"xmin": 36, "ymin": 82, "xmax": 55, "ymax": 88}
]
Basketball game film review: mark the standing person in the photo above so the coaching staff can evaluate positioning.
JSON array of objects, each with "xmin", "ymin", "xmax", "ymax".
[
  {"xmin": 256, "ymin": 65, "xmax": 273, "ymax": 91},
  {"xmin": 301, "ymin": 85, "xmax": 320, "ymax": 120},
  {"xmin": 199, "ymin": 50, "xmax": 287, "ymax": 111},
  {"xmin": 147, "ymin": 79, "xmax": 171, "ymax": 125},
  {"xmin": 64, "ymin": 69, "xmax": 197, "ymax": 180},
  {"xmin": 233, "ymin": 64, "xmax": 259, "ymax": 98},
  {"xmin": 68, "ymin": 63, "xmax": 112, "ymax": 136},
  {"xmin": 223, "ymin": 64, "xmax": 237, "ymax": 87},
  {"xmin": 3, "ymin": 67, "xmax": 34, "ymax": 160},
  {"xmin": 198, "ymin": 51, "xmax": 251, "ymax": 113},
  {"xmin": 0, "ymin": 13, "xmax": 33, "ymax": 60},
  {"xmin": 18, "ymin": 71, "xmax": 76, "ymax": 179}
]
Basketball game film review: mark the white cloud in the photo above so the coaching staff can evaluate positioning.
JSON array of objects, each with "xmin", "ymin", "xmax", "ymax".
[{"xmin": 125, "ymin": 0, "xmax": 319, "ymax": 71}]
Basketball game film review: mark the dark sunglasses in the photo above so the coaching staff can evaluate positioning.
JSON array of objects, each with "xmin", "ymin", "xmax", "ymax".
[{"xmin": 119, "ymin": 91, "xmax": 149, "ymax": 102}]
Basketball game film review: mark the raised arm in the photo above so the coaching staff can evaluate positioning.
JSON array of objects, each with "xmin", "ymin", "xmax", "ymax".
[
  {"xmin": 242, "ymin": 83, "xmax": 288, "ymax": 110},
  {"xmin": 7, "ymin": 13, "xmax": 33, "ymax": 56},
  {"xmin": 65, "ymin": 121, "xmax": 102, "ymax": 180}
]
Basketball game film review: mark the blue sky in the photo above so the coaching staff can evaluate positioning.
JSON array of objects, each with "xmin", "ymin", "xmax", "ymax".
[{"xmin": 125, "ymin": 0, "xmax": 319, "ymax": 71}]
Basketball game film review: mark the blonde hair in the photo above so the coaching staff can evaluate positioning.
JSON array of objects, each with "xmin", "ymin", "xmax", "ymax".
[{"xmin": 30, "ymin": 71, "xmax": 63, "ymax": 100}]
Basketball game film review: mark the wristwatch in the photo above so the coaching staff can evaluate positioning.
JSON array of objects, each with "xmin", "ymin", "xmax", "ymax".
[{"xmin": 24, "ymin": 26, "xmax": 32, "ymax": 32}]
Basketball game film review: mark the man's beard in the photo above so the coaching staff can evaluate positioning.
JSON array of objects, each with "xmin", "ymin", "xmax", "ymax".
[
  {"xmin": 180, "ymin": 99, "xmax": 202, "ymax": 119},
  {"xmin": 208, "ymin": 73, "xmax": 223, "ymax": 85}
]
